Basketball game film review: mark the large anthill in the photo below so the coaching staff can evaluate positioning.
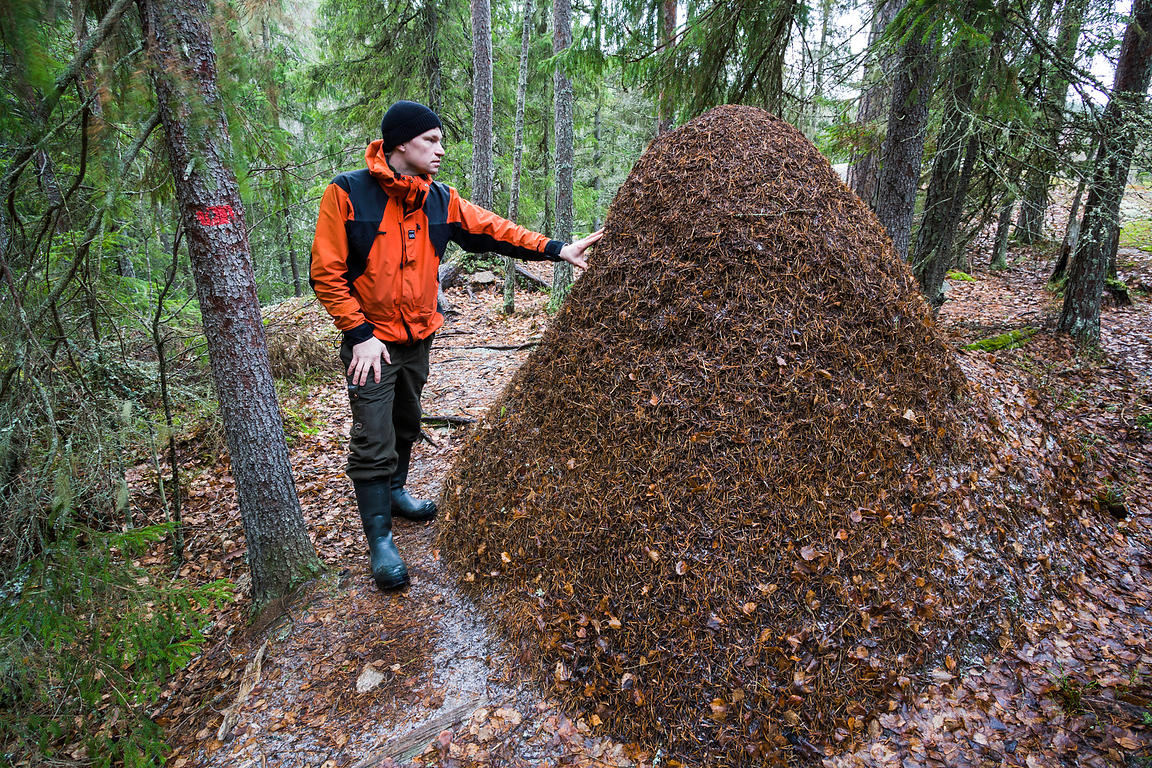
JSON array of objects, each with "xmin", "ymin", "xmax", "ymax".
[{"xmin": 438, "ymin": 106, "xmax": 1087, "ymax": 764}]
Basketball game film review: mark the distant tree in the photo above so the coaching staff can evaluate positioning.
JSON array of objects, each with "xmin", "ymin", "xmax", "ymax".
[
  {"xmin": 618, "ymin": 0, "xmax": 797, "ymax": 122},
  {"xmin": 506, "ymin": 0, "xmax": 534, "ymax": 315},
  {"xmin": 1058, "ymin": 0, "xmax": 1152, "ymax": 347},
  {"xmin": 1015, "ymin": 0, "xmax": 1089, "ymax": 244},
  {"xmin": 472, "ymin": 0, "xmax": 495, "ymax": 213},
  {"xmin": 656, "ymin": 0, "xmax": 676, "ymax": 133},
  {"xmin": 138, "ymin": 0, "xmax": 323, "ymax": 607},
  {"xmin": 552, "ymin": 0, "xmax": 575, "ymax": 300}
]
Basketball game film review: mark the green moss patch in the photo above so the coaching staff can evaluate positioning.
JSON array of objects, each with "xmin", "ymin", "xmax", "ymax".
[{"xmin": 962, "ymin": 327, "xmax": 1038, "ymax": 352}]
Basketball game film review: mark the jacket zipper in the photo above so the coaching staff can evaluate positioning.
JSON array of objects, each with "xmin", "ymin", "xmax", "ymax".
[{"xmin": 399, "ymin": 211, "xmax": 415, "ymax": 344}]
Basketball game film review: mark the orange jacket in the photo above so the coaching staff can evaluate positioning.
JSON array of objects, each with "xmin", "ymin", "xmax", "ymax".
[{"xmin": 311, "ymin": 140, "xmax": 563, "ymax": 344}]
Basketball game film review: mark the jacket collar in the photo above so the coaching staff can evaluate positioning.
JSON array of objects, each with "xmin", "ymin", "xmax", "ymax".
[{"xmin": 365, "ymin": 139, "xmax": 430, "ymax": 208}]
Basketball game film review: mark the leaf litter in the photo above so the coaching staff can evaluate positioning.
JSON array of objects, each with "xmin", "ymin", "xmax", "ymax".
[
  {"xmin": 437, "ymin": 106, "xmax": 1120, "ymax": 764},
  {"xmin": 57, "ymin": 109, "xmax": 1150, "ymax": 768}
]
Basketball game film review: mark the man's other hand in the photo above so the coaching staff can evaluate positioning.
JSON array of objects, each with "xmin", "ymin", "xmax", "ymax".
[
  {"xmin": 558, "ymin": 228, "xmax": 605, "ymax": 270},
  {"xmin": 348, "ymin": 336, "xmax": 391, "ymax": 385}
]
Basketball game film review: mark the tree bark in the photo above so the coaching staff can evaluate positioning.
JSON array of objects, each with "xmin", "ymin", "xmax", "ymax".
[
  {"xmin": 912, "ymin": 19, "xmax": 980, "ymax": 308},
  {"xmin": 552, "ymin": 0, "xmax": 574, "ymax": 299},
  {"xmin": 1057, "ymin": 0, "xmax": 1152, "ymax": 347},
  {"xmin": 505, "ymin": 0, "xmax": 533, "ymax": 315},
  {"xmin": 1051, "ymin": 175, "xmax": 1086, "ymax": 281},
  {"xmin": 471, "ymin": 0, "xmax": 494, "ymax": 213},
  {"xmin": 1015, "ymin": 0, "xmax": 1089, "ymax": 244},
  {"xmin": 425, "ymin": 3, "xmax": 443, "ymax": 115},
  {"xmin": 874, "ymin": 22, "xmax": 937, "ymax": 261},
  {"xmin": 990, "ymin": 199, "xmax": 1013, "ymax": 271},
  {"xmin": 849, "ymin": 0, "xmax": 906, "ymax": 208},
  {"xmin": 137, "ymin": 0, "xmax": 322, "ymax": 606},
  {"xmin": 542, "ymin": 109, "xmax": 552, "ymax": 236},
  {"xmin": 656, "ymin": 0, "xmax": 676, "ymax": 134}
]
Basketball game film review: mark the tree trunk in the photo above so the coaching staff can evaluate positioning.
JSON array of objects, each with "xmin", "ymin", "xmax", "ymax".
[
  {"xmin": 471, "ymin": 0, "xmax": 494, "ymax": 212},
  {"xmin": 1057, "ymin": 0, "xmax": 1152, "ymax": 347},
  {"xmin": 874, "ymin": 22, "xmax": 937, "ymax": 261},
  {"xmin": 552, "ymin": 0, "xmax": 574, "ymax": 300},
  {"xmin": 912, "ymin": 25, "xmax": 979, "ymax": 309},
  {"xmin": 425, "ymin": 2, "xmax": 443, "ymax": 115},
  {"xmin": 542, "ymin": 109, "xmax": 552, "ymax": 235},
  {"xmin": 1014, "ymin": 168, "xmax": 1047, "ymax": 243},
  {"xmin": 990, "ymin": 198, "xmax": 1013, "ymax": 271},
  {"xmin": 1016, "ymin": 0, "xmax": 1089, "ymax": 245},
  {"xmin": 505, "ymin": 0, "xmax": 533, "ymax": 315},
  {"xmin": 592, "ymin": 89, "xmax": 603, "ymax": 230},
  {"xmin": 1051, "ymin": 175, "xmax": 1086, "ymax": 281},
  {"xmin": 137, "ymin": 0, "xmax": 322, "ymax": 607},
  {"xmin": 280, "ymin": 172, "xmax": 302, "ymax": 297},
  {"xmin": 848, "ymin": 0, "xmax": 905, "ymax": 208},
  {"xmin": 657, "ymin": 0, "xmax": 676, "ymax": 134}
]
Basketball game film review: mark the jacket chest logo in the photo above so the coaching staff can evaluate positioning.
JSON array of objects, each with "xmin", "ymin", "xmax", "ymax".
[{"xmin": 408, "ymin": 229, "xmax": 416, "ymax": 240}]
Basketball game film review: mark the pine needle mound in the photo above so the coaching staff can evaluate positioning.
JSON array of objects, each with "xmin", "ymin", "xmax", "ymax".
[{"xmin": 438, "ymin": 105, "xmax": 1087, "ymax": 763}]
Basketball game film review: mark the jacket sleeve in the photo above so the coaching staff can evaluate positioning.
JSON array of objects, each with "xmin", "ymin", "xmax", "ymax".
[
  {"xmin": 449, "ymin": 190, "xmax": 565, "ymax": 262},
  {"xmin": 310, "ymin": 183, "xmax": 375, "ymax": 344}
]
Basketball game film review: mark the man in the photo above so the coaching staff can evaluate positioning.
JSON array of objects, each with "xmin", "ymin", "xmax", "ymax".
[{"xmin": 311, "ymin": 100, "xmax": 602, "ymax": 591}]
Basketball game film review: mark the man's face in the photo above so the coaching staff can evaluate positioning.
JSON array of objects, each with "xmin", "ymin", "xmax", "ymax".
[{"xmin": 393, "ymin": 128, "xmax": 445, "ymax": 176}]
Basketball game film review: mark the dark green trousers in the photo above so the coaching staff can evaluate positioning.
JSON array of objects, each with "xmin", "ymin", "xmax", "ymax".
[{"xmin": 340, "ymin": 335, "xmax": 432, "ymax": 483}]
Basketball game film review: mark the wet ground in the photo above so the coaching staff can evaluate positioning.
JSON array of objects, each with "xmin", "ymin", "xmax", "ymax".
[{"xmin": 157, "ymin": 238, "xmax": 1151, "ymax": 766}]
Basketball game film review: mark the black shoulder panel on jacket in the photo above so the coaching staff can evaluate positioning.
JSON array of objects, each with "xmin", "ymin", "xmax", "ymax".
[
  {"xmin": 336, "ymin": 169, "xmax": 389, "ymax": 287},
  {"xmin": 426, "ymin": 182, "xmax": 453, "ymax": 259}
]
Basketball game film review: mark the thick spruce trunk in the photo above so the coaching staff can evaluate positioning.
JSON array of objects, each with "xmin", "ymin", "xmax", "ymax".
[
  {"xmin": 912, "ymin": 25, "xmax": 980, "ymax": 309},
  {"xmin": 1058, "ymin": 0, "xmax": 1152, "ymax": 346},
  {"xmin": 552, "ymin": 0, "xmax": 574, "ymax": 298},
  {"xmin": 848, "ymin": 0, "xmax": 906, "ymax": 208},
  {"xmin": 137, "ymin": 0, "xmax": 322, "ymax": 606},
  {"xmin": 874, "ymin": 23, "xmax": 937, "ymax": 260}
]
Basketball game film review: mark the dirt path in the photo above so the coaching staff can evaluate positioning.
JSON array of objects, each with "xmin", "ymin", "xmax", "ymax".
[{"xmin": 157, "ymin": 250, "xmax": 1151, "ymax": 766}]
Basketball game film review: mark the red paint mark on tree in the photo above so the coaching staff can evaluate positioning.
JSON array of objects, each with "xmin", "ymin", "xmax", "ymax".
[{"xmin": 196, "ymin": 205, "xmax": 235, "ymax": 226}]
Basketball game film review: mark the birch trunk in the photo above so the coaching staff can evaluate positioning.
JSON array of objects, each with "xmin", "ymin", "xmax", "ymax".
[
  {"xmin": 657, "ymin": 0, "xmax": 676, "ymax": 134},
  {"xmin": 552, "ymin": 0, "xmax": 574, "ymax": 299},
  {"xmin": 471, "ymin": 0, "xmax": 494, "ymax": 213},
  {"xmin": 505, "ymin": 0, "xmax": 534, "ymax": 315}
]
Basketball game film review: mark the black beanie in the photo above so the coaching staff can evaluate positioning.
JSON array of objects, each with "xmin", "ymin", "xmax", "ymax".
[{"xmin": 380, "ymin": 101, "xmax": 442, "ymax": 151}]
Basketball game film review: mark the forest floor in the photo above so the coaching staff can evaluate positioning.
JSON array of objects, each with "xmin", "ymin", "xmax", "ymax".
[{"xmin": 144, "ymin": 230, "xmax": 1152, "ymax": 767}]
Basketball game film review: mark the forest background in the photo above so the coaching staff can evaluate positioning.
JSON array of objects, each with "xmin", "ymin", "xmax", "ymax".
[{"xmin": 1, "ymin": 0, "xmax": 1149, "ymax": 762}]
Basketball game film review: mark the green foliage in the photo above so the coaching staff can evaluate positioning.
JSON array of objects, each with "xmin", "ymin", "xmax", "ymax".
[
  {"xmin": 946, "ymin": 269, "xmax": 976, "ymax": 281},
  {"xmin": 1053, "ymin": 672, "xmax": 1100, "ymax": 716},
  {"xmin": 0, "ymin": 523, "xmax": 233, "ymax": 765},
  {"xmin": 962, "ymin": 327, "xmax": 1037, "ymax": 351},
  {"xmin": 1119, "ymin": 218, "xmax": 1152, "ymax": 251}
]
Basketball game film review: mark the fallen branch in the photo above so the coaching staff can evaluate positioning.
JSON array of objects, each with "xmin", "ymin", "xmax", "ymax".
[
  {"xmin": 421, "ymin": 414, "xmax": 476, "ymax": 426},
  {"xmin": 514, "ymin": 263, "xmax": 551, "ymax": 289},
  {"xmin": 217, "ymin": 641, "xmax": 268, "ymax": 741},
  {"xmin": 352, "ymin": 698, "xmax": 487, "ymax": 768}
]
